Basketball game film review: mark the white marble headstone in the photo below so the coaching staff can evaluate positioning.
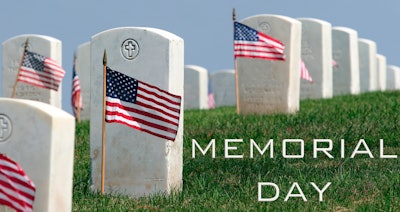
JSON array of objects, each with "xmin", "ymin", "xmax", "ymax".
[
  {"xmin": 2, "ymin": 34, "xmax": 63, "ymax": 108},
  {"xmin": 236, "ymin": 15, "xmax": 301, "ymax": 114},
  {"xmin": 210, "ymin": 69, "xmax": 236, "ymax": 107},
  {"xmin": 184, "ymin": 65, "xmax": 208, "ymax": 109},
  {"xmin": 358, "ymin": 39, "xmax": 377, "ymax": 92},
  {"xmin": 75, "ymin": 42, "xmax": 91, "ymax": 120},
  {"xmin": 376, "ymin": 54, "xmax": 387, "ymax": 91},
  {"xmin": 298, "ymin": 18, "xmax": 332, "ymax": 99},
  {"xmin": 386, "ymin": 65, "xmax": 400, "ymax": 90},
  {"xmin": 0, "ymin": 98, "xmax": 75, "ymax": 212},
  {"xmin": 90, "ymin": 27, "xmax": 183, "ymax": 197},
  {"xmin": 332, "ymin": 27, "xmax": 360, "ymax": 95}
]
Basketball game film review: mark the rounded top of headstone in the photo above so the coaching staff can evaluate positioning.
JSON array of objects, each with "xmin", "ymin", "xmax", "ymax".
[
  {"xmin": 387, "ymin": 65, "xmax": 400, "ymax": 70},
  {"xmin": 297, "ymin": 18, "xmax": 331, "ymax": 27},
  {"xmin": 92, "ymin": 27, "xmax": 183, "ymax": 41},
  {"xmin": 332, "ymin": 26, "xmax": 358, "ymax": 35},
  {"xmin": 211, "ymin": 69, "xmax": 235, "ymax": 76},
  {"xmin": 2, "ymin": 34, "xmax": 61, "ymax": 45},
  {"xmin": 184, "ymin": 65, "xmax": 208, "ymax": 74},
  {"xmin": 376, "ymin": 54, "xmax": 386, "ymax": 60},
  {"xmin": 78, "ymin": 41, "xmax": 90, "ymax": 49},
  {"xmin": 358, "ymin": 38, "xmax": 377, "ymax": 47},
  {"xmin": 242, "ymin": 14, "xmax": 301, "ymax": 25},
  {"xmin": 0, "ymin": 98, "xmax": 74, "ymax": 119}
]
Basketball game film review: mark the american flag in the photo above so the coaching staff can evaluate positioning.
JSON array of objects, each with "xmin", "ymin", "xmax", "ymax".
[
  {"xmin": 207, "ymin": 80, "xmax": 215, "ymax": 109},
  {"xmin": 105, "ymin": 67, "xmax": 182, "ymax": 141},
  {"xmin": 71, "ymin": 67, "xmax": 83, "ymax": 116},
  {"xmin": 234, "ymin": 21, "xmax": 285, "ymax": 60},
  {"xmin": 17, "ymin": 50, "xmax": 65, "ymax": 91},
  {"xmin": 332, "ymin": 59, "xmax": 338, "ymax": 68},
  {"xmin": 0, "ymin": 154, "xmax": 35, "ymax": 212},
  {"xmin": 300, "ymin": 59, "xmax": 313, "ymax": 82}
]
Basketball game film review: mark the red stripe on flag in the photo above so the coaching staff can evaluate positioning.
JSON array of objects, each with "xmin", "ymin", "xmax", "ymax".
[{"xmin": 0, "ymin": 154, "xmax": 35, "ymax": 212}]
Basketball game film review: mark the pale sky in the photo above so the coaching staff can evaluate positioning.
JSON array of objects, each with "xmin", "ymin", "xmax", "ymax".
[{"xmin": 1, "ymin": 1, "xmax": 400, "ymax": 114}]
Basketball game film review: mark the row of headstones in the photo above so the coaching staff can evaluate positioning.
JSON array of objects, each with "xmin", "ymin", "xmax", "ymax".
[
  {"xmin": 184, "ymin": 18, "xmax": 400, "ymax": 111},
  {"xmin": 184, "ymin": 61, "xmax": 400, "ymax": 110},
  {"xmin": 3, "ymin": 19, "xmax": 400, "ymax": 116},
  {"xmin": 2, "ymin": 14, "xmax": 400, "ymax": 211},
  {"xmin": 235, "ymin": 15, "xmax": 400, "ymax": 114},
  {"xmin": 0, "ymin": 27, "xmax": 184, "ymax": 211}
]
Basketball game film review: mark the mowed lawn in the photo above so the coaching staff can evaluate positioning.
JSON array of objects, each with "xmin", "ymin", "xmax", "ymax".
[{"xmin": 73, "ymin": 91, "xmax": 400, "ymax": 211}]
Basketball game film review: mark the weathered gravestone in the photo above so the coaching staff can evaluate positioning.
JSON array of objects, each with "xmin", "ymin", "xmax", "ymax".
[
  {"xmin": 184, "ymin": 65, "xmax": 208, "ymax": 109},
  {"xmin": 0, "ymin": 98, "xmax": 75, "ymax": 212},
  {"xmin": 75, "ymin": 41, "xmax": 91, "ymax": 120},
  {"xmin": 2, "ymin": 34, "xmax": 63, "ymax": 108},
  {"xmin": 90, "ymin": 27, "xmax": 184, "ymax": 197},
  {"xmin": 386, "ymin": 65, "xmax": 400, "ymax": 90},
  {"xmin": 358, "ymin": 38, "xmax": 378, "ymax": 92},
  {"xmin": 332, "ymin": 27, "xmax": 360, "ymax": 95},
  {"xmin": 236, "ymin": 15, "xmax": 301, "ymax": 114},
  {"xmin": 210, "ymin": 69, "xmax": 236, "ymax": 107},
  {"xmin": 376, "ymin": 54, "xmax": 387, "ymax": 91},
  {"xmin": 298, "ymin": 18, "xmax": 332, "ymax": 99}
]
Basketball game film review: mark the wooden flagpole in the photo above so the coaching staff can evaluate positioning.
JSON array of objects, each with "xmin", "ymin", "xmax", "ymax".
[
  {"xmin": 73, "ymin": 53, "xmax": 81, "ymax": 123},
  {"xmin": 101, "ymin": 49, "xmax": 107, "ymax": 194},
  {"xmin": 11, "ymin": 38, "xmax": 29, "ymax": 98},
  {"xmin": 233, "ymin": 8, "xmax": 240, "ymax": 114}
]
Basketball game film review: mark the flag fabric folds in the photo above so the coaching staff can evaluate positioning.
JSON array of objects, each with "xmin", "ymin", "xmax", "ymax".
[
  {"xmin": 105, "ymin": 67, "xmax": 182, "ymax": 141},
  {"xmin": 300, "ymin": 59, "xmax": 313, "ymax": 82},
  {"xmin": 18, "ymin": 50, "xmax": 65, "ymax": 91},
  {"xmin": 71, "ymin": 68, "xmax": 83, "ymax": 116},
  {"xmin": 234, "ymin": 21, "xmax": 285, "ymax": 60},
  {"xmin": 0, "ymin": 154, "xmax": 35, "ymax": 212}
]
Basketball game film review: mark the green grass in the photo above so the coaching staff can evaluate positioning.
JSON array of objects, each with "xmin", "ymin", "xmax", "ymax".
[{"xmin": 73, "ymin": 91, "xmax": 400, "ymax": 211}]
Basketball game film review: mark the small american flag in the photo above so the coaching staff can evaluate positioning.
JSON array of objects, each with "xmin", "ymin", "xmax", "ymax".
[
  {"xmin": 0, "ymin": 154, "xmax": 36, "ymax": 212},
  {"xmin": 71, "ymin": 67, "xmax": 83, "ymax": 116},
  {"xmin": 300, "ymin": 59, "xmax": 313, "ymax": 82},
  {"xmin": 105, "ymin": 67, "xmax": 182, "ymax": 141},
  {"xmin": 18, "ymin": 50, "xmax": 65, "ymax": 91},
  {"xmin": 332, "ymin": 59, "xmax": 338, "ymax": 68},
  {"xmin": 234, "ymin": 21, "xmax": 285, "ymax": 60},
  {"xmin": 207, "ymin": 80, "xmax": 215, "ymax": 109}
]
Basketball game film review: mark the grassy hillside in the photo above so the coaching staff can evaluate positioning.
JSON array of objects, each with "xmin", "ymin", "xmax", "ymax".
[{"xmin": 73, "ymin": 91, "xmax": 400, "ymax": 211}]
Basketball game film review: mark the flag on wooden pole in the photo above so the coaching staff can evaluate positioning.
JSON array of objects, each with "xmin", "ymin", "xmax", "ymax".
[
  {"xmin": 0, "ymin": 154, "xmax": 35, "ymax": 212},
  {"xmin": 17, "ymin": 50, "xmax": 65, "ymax": 91},
  {"xmin": 71, "ymin": 63, "xmax": 83, "ymax": 119},
  {"xmin": 234, "ymin": 21, "xmax": 285, "ymax": 60},
  {"xmin": 105, "ymin": 66, "xmax": 182, "ymax": 141}
]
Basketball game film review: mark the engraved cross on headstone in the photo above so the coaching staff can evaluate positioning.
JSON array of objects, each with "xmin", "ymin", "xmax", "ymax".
[
  {"xmin": 124, "ymin": 40, "xmax": 136, "ymax": 58},
  {"xmin": 0, "ymin": 117, "xmax": 9, "ymax": 139}
]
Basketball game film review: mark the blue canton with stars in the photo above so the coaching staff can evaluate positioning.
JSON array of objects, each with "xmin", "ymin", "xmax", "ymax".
[
  {"xmin": 106, "ymin": 67, "xmax": 138, "ymax": 104},
  {"xmin": 23, "ymin": 50, "xmax": 47, "ymax": 72},
  {"xmin": 234, "ymin": 21, "xmax": 259, "ymax": 42}
]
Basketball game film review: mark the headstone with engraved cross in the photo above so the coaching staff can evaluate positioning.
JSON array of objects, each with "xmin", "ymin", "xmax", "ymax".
[
  {"xmin": 236, "ymin": 15, "xmax": 302, "ymax": 114},
  {"xmin": 0, "ymin": 98, "xmax": 75, "ymax": 212},
  {"xmin": 2, "ymin": 34, "xmax": 63, "ymax": 108},
  {"xmin": 90, "ymin": 27, "xmax": 184, "ymax": 197}
]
